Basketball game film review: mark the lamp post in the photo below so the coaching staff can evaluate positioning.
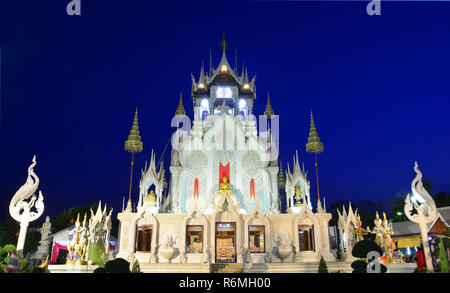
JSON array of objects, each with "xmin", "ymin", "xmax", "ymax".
[
  {"xmin": 305, "ymin": 111, "xmax": 324, "ymax": 212},
  {"xmin": 124, "ymin": 109, "xmax": 143, "ymax": 212}
]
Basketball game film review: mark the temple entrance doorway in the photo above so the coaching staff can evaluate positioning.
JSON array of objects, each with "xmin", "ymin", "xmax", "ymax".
[{"xmin": 215, "ymin": 222, "xmax": 236, "ymax": 263}]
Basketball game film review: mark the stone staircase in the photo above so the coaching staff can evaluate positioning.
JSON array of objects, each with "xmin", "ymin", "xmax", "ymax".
[
  {"xmin": 245, "ymin": 261, "xmax": 352, "ymax": 273},
  {"xmin": 211, "ymin": 263, "xmax": 243, "ymax": 273},
  {"xmin": 139, "ymin": 263, "xmax": 211, "ymax": 273}
]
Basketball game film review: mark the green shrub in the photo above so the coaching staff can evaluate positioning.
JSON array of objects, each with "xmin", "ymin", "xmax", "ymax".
[
  {"xmin": 31, "ymin": 267, "xmax": 46, "ymax": 273},
  {"xmin": 318, "ymin": 256, "xmax": 328, "ymax": 273},
  {"xmin": 131, "ymin": 260, "xmax": 141, "ymax": 273},
  {"xmin": 93, "ymin": 267, "xmax": 106, "ymax": 273},
  {"xmin": 104, "ymin": 258, "xmax": 130, "ymax": 273}
]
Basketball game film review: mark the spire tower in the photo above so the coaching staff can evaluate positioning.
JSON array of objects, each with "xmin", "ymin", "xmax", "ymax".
[
  {"xmin": 124, "ymin": 108, "xmax": 144, "ymax": 212},
  {"xmin": 305, "ymin": 110, "xmax": 324, "ymax": 212},
  {"xmin": 219, "ymin": 31, "xmax": 228, "ymax": 52},
  {"xmin": 175, "ymin": 92, "xmax": 186, "ymax": 116},
  {"xmin": 264, "ymin": 93, "xmax": 275, "ymax": 118}
]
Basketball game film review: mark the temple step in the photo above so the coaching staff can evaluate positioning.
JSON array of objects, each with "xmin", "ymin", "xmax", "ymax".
[{"xmin": 211, "ymin": 263, "xmax": 243, "ymax": 273}]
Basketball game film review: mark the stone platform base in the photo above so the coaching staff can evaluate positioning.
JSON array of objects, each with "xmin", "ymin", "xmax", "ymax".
[
  {"xmin": 211, "ymin": 263, "xmax": 243, "ymax": 273},
  {"xmin": 48, "ymin": 264, "xmax": 101, "ymax": 273},
  {"xmin": 245, "ymin": 261, "xmax": 353, "ymax": 273},
  {"xmin": 139, "ymin": 261, "xmax": 352, "ymax": 273},
  {"xmin": 139, "ymin": 263, "xmax": 211, "ymax": 273},
  {"xmin": 386, "ymin": 263, "xmax": 417, "ymax": 273}
]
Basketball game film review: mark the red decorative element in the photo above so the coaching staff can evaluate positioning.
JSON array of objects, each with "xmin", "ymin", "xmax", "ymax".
[
  {"xmin": 219, "ymin": 163, "xmax": 230, "ymax": 184},
  {"xmin": 194, "ymin": 178, "xmax": 199, "ymax": 198},
  {"xmin": 416, "ymin": 250, "xmax": 425, "ymax": 269},
  {"xmin": 250, "ymin": 178, "xmax": 255, "ymax": 198},
  {"xmin": 14, "ymin": 232, "xmax": 19, "ymax": 238},
  {"xmin": 69, "ymin": 219, "xmax": 74, "ymax": 225},
  {"xmin": 49, "ymin": 242, "xmax": 68, "ymax": 264}
]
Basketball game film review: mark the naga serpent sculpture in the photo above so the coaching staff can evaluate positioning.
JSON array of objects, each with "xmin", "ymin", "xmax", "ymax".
[
  {"xmin": 403, "ymin": 161, "xmax": 437, "ymax": 271},
  {"xmin": 9, "ymin": 156, "xmax": 44, "ymax": 253},
  {"xmin": 404, "ymin": 161, "xmax": 437, "ymax": 223}
]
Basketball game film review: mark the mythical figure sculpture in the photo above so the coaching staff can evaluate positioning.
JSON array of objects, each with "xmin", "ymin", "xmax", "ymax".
[
  {"xmin": 372, "ymin": 212, "xmax": 383, "ymax": 247},
  {"xmin": 381, "ymin": 212, "xmax": 396, "ymax": 263},
  {"xmin": 404, "ymin": 161, "xmax": 437, "ymax": 271},
  {"xmin": 9, "ymin": 156, "xmax": 45, "ymax": 255},
  {"xmin": 354, "ymin": 215, "xmax": 369, "ymax": 242},
  {"xmin": 66, "ymin": 214, "xmax": 86, "ymax": 264}
]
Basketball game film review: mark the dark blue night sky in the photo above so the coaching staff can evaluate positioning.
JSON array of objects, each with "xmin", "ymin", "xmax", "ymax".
[{"xmin": 0, "ymin": 1, "xmax": 449, "ymax": 221}]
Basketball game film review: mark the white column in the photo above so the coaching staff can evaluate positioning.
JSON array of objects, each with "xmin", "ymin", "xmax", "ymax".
[
  {"xmin": 419, "ymin": 221, "xmax": 434, "ymax": 271},
  {"xmin": 16, "ymin": 221, "xmax": 29, "ymax": 256}
]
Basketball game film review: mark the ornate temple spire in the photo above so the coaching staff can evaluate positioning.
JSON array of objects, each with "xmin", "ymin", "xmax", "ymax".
[
  {"xmin": 124, "ymin": 108, "xmax": 144, "ymax": 153},
  {"xmin": 219, "ymin": 31, "xmax": 228, "ymax": 52},
  {"xmin": 124, "ymin": 108, "xmax": 143, "ymax": 212},
  {"xmin": 175, "ymin": 92, "xmax": 186, "ymax": 116},
  {"xmin": 306, "ymin": 111, "xmax": 324, "ymax": 154},
  {"xmin": 199, "ymin": 62, "xmax": 206, "ymax": 85},
  {"xmin": 306, "ymin": 110, "xmax": 324, "ymax": 212},
  {"xmin": 264, "ymin": 93, "xmax": 275, "ymax": 118},
  {"xmin": 278, "ymin": 160, "xmax": 285, "ymax": 189}
]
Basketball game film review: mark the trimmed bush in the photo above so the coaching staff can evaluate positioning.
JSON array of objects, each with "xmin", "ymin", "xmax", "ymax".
[
  {"xmin": 93, "ymin": 267, "xmax": 106, "ymax": 273},
  {"xmin": 318, "ymin": 256, "xmax": 328, "ymax": 273},
  {"xmin": 104, "ymin": 258, "xmax": 130, "ymax": 273}
]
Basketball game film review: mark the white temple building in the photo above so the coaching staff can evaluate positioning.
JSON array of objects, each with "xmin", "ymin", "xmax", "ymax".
[{"xmin": 116, "ymin": 35, "xmax": 345, "ymax": 272}]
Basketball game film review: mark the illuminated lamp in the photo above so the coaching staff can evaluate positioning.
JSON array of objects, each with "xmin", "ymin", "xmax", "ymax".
[
  {"xmin": 243, "ymin": 84, "xmax": 250, "ymax": 90},
  {"xmin": 198, "ymin": 83, "xmax": 205, "ymax": 89},
  {"xmin": 220, "ymin": 65, "xmax": 228, "ymax": 73}
]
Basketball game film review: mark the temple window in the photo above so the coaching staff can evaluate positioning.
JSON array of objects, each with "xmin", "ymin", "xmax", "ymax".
[
  {"xmin": 136, "ymin": 225, "xmax": 152, "ymax": 252},
  {"xmin": 248, "ymin": 225, "xmax": 265, "ymax": 253},
  {"xmin": 200, "ymin": 99, "xmax": 209, "ymax": 120},
  {"xmin": 298, "ymin": 225, "xmax": 314, "ymax": 252},
  {"xmin": 239, "ymin": 99, "xmax": 248, "ymax": 119},
  {"xmin": 186, "ymin": 225, "xmax": 203, "ymax": 254},
  {"xmin": 216, "ymin": 87, "xmax": 233, "ymax": 99}
]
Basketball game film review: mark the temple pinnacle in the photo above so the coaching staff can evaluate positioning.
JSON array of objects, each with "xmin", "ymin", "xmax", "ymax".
[
  {"xmin": 175, "ymin": 92, "xmax": 186, "ymax": 116},
  {"xmin": 306, "ymin": 110, "xmax": 323, "ymax": 154},
  {"xmin": 219, "ymin": 31, "xmax": 228, "ymax": 52},
  {"xmin": 124, "ymin": 108, "xmax": 143, "ymax": 153},
  {"xmin": 264, "ymin": 93, "xmax": 275, "ymax": 118}
]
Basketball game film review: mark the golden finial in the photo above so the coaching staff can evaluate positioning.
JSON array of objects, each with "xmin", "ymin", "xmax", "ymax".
[
  {"xmin": 83, "ymin": 213, "xmax": 87, "ymax": 225},
  {"xmin": 219, "ymin": 31, "xmax": 228, "ymax": 52},
  {"xmin": 306, "ymin": 110, "xmax": 324, "ymax": 211},
  {"xmin": 124, "ymin": 108, "xmax": 144, "ymax": 153},
  {"xmin": 382, "ymin": 211, "xmax": 388, "ymax": 223},
  {"xmin": 175, "ymin": 92, "xmax": 186, "ymax": 116},
  {"xmin": 264, "ymin": 92, "xmax": 275, "ymax": 118},
  {"xmin": 306, "ymin": 110, "xmax": 324, "ymax": 154},
  {"xmin": 375, "ymin": 211, "xmax": 380, "ymax": 220}
]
